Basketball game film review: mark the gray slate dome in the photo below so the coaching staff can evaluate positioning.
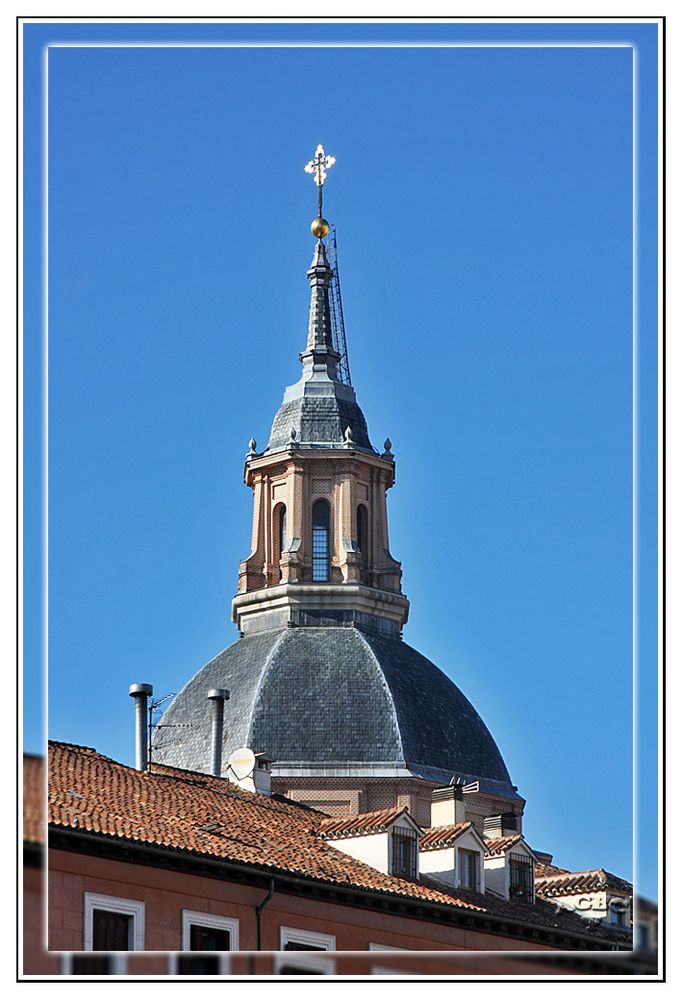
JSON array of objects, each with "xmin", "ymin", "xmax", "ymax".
[
  {"xmin": 267, "ymin": 393, "xmax": 372, "ymax": 452},
  {"xmin": 152, "ymin": 628, "xmax": 516, "ymax": 798}
]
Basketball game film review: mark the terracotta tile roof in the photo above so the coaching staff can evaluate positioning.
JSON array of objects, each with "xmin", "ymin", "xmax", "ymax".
[
  {"xmin": 27, "ymin": 746, "xmax": 634, "ymax": 946},
  {"xmin": 44, "ymin": 742, "xmax": 483, "ymax": 913},
  {"xmin": 319, "ymin": 806, "xmax": 411, "ymax": 840},
  {"xmin": 23, "ymin": 753, "xmax": 44, "ymax": 845},
  {"xmin": 420, "ymin": 822, "xmax": 473, "ymax": 851},
  {"xmin": 534, "ymin": 860, "xmax": 570, "ymax": 878},
  {"xmin": 535, "ymin": 868, "xmax": 633, "ymax": 898},
  {"xmin": 483, "ymin": 834, "xmax": 524, "ymax": 857},
  {"xmin": 417, "ymin": 877, "xmax": 632, "ymax": 945}
]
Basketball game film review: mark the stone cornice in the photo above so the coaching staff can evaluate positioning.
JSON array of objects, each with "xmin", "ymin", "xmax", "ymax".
[
  {"xmin": 244, "ymin": 446, "xmax": 395, "ymax": 485},
  {"xmin": 232, "ymin": 582, "xmax": 410, "ymax": 632}
]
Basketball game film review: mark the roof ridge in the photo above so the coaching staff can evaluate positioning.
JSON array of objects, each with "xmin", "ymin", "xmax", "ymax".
[
  {"xmin": 244, "ymin": 629, "xmax": 290, "ymax": 751},
  {"xmin": 353, "ymin": 627, "xmax": 405, "ymax": 762},
  {"xmin": 319, "ymin": 805, "xmax": 415, "ymax": 840},
  {"xmin": 320, "ymin": 804, "xmax": 406, "ymax": 825},
  {"xmin": 536, "ymin": 866, "xmax": 610, "ymax": 881}
]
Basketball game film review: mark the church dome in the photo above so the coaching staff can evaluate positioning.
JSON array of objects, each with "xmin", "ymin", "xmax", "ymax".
[{"xmin": 152, "ymin": 627, "xmax": 516, "ymax": 799}]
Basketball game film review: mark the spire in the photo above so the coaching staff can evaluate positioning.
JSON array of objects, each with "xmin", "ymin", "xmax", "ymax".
[
  {"xmin": 305, "ymin": 239, "xmax": 337, "ymax": 359},
  {"xmin": 301, "ymin": 145, "xmax": 340, "ymax": 378},
  {"xmin": 263, "ymin": 146, "xmax": 373, "ymax": 454}
]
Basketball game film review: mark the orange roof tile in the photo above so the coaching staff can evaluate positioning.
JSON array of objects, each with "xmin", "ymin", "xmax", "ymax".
[
  {"xmin": 25, "ymin": 746, "xmax": 635, "ymax": 946},
  {"xmin": 483, "ymin": 834, "xmax": 524, "ymax": 857},
  {"xmin": 534, "ymin": 860, "xmax": 570, "ymax": 879},
  {"xmin": 43, "ymin": 743, "xmax": 484, "ymax": 913},
  {"xmin": 23, "ymin": 753, "xmax": 44, "ymax": 845},
  {"xmin": 418, "ymin": 878, "xmax": 632, "ymax": 944},
  {"xmin": 319, "ymin": 806, "xmax": 410, "ymax": 839},
  {"xmin": 420, "ymin": 822, "xmax": 473, "ymax": 851},
  {"xmin": 535, "ymin": 868, "xmax": 633, "ymax": 898}
]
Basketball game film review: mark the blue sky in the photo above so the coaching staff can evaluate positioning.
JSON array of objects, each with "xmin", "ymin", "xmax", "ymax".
[{"xmin": 22, "ymin": 21, "xmax": 660, "ymax": 899}]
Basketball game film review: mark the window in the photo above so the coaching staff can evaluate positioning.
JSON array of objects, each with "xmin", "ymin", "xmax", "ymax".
[
  {"xmin": 274, "ymin": 503, "xmax": 287, "ymax": 567},
  {"xmin": 279, "ymin": 926, "xmax": 335, "ymax": 950},
  {"xmin": 172, "ymin": 911, "xmax": 238, "ymax": 974},
  {"xmin": 176, "ymin": 955, "xmax": 218, "ymax": 975},
  {"xmin": 276, "ymin": 927, "xmax": 336, "ymax": 975},
  {"xmin": 276, "ymin": 962, "xmax": 326, "ymax": 976},
  {"xmin": 62, "ymin": 953, "xmax": 127, "ymax": 975},
  {"xmin": 83, "ymin": 893, "xmax": 144, "ymax": 951},
  {"xmin": 356, "ymin": 504, "xmax": 368, "ymax": 574},
  {"xmin": 312, "ymin": 500, "xmax": 330, "ymax": 582},
  {"xmin": 458, "ymin": 848, "xmax": 480, "ymax": 890},
  {"xmin": 508, "ymin": 854, "xmax": 534, "ymax": 903},
  {"xmin": 391, "ymin": 828, "xmax": 418, "ymax": 880},
  {"xmin": 609, "ymin": 899, "xmax": 629, "ymax": 927}
]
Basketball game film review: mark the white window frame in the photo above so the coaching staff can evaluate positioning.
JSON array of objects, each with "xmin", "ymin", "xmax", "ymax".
[
  {"xmin": 457, "ymin": 846, "xmax": 482, "ymax": 892},
  {"xmin": 83, "ymin": 892, "xmax": 145, "ymax": 952},
  {"xmin": 61, "ymin": 953, "xmax": 128, "ymax": 975},
  {"xmin": 167, "ymin": 909, "xmax": 238, "ymax": 972},
  {"xmin": 169, "ymin": 953, "xmax": 232, "ymax": 976},
  {"xmin": 275, "ymin": 926, "xmax": 336, "ymax": 975},
  {"xmin": 181, "ymin": 909, "xmax": 240, "ymax": 952}
]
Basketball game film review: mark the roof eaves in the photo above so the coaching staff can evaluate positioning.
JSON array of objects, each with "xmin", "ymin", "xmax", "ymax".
[
  {"xmin": 47, "ymin": 824, "xmax": 483, "ymax": 915},
  {"xmin": 48, "ymin": 825, "xmax": 631, "ymax": 949}
]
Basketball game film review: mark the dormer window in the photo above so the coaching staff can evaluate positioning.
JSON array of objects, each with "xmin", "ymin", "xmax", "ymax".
[
  {"xmin": 391, "ymin": 828, "xmax": 418, "ymax": 880},
  {"xmin": 312, "ymin": 500, "xmax": 330, "ymax": 582},
  {"xmin": 319, "ymin": 807, "xmax": 423, "ymax": 880},
  {"xmin": 458, "ymin": 848, "xmax": 480, "ymax": 891},
  {"xmin": 509, "ymin": 853, "xmax": 534, "ymax": 903}
]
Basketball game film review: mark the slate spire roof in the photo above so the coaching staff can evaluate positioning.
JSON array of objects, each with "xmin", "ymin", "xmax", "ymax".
[
  {"xmin": 305, "ymin": 240, "xmax": 337, "ymax": 357},
  {"xmin": 265, "ymin": 236, "xmax": 372, "ymax": 453}
]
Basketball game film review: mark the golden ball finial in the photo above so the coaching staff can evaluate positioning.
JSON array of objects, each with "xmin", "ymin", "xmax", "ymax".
[{"xmin": 311, "ymin": 217, "xmax": 330, "ymax": 238}]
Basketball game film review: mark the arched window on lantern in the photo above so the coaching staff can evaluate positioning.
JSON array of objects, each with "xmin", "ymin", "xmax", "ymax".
[
  {"xmin": 311, "ymin": 500, "xmax": 331, "ymax": 582},
  {"xmin": 356, "ymin": 504, "xmax": 368, "ymax": 577},
  {"xmin": 274, "ymin": 503, "xmax": 287, "ymax": 568}
]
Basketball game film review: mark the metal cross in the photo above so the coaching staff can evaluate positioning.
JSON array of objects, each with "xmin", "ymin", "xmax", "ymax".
[{"xmin": 304, "ymin": 144, "xmax": 336, "ymax": 216}]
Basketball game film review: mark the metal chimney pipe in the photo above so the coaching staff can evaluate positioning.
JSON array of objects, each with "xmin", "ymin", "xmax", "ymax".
[
  {"xmin": 128, "ymin": 683, "xmax": 153, "ymax": 771},
  {"xmin": 207, "ymin": 688, "xmax": 230, "ymax": 777}
]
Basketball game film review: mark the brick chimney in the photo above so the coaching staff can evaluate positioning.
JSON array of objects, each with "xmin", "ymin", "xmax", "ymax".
[
  {"xmin": 431, "ymin": 785, "xmax": 466, "ymax": 827},
  {"xmin": 483, "ymin": 813, "xmax": 519, "ymax": 839}
]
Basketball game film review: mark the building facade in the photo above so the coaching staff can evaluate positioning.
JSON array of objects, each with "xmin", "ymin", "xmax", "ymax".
[{"xmin": 31, "ymin": 744, "xmax": 637, "ymax": 978}]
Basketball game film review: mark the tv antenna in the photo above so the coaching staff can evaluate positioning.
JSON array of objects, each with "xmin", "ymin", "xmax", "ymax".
[{"xmin": 147, "ymin": 692, "xmax": 175, "ymax": 768}]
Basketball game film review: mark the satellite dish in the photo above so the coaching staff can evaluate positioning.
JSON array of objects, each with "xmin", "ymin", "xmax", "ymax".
[{"xmin": 228, "ymin": 747, "xmax": 256, "ymax": 781}]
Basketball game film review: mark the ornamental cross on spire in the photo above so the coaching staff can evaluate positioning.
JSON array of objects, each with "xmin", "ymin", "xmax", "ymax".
[
  {"xmin": 304, "ymin": 144, "xmax": 336, "ymax": 188},
  {"xmin": 304, "ymin": 144, "xmax": 336, "ymax": 219}
]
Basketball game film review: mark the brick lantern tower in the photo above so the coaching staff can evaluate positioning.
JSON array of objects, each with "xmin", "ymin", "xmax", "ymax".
[{"xmin": 232, "ymin": 234, "xmax": 408, "ymax": 640}]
